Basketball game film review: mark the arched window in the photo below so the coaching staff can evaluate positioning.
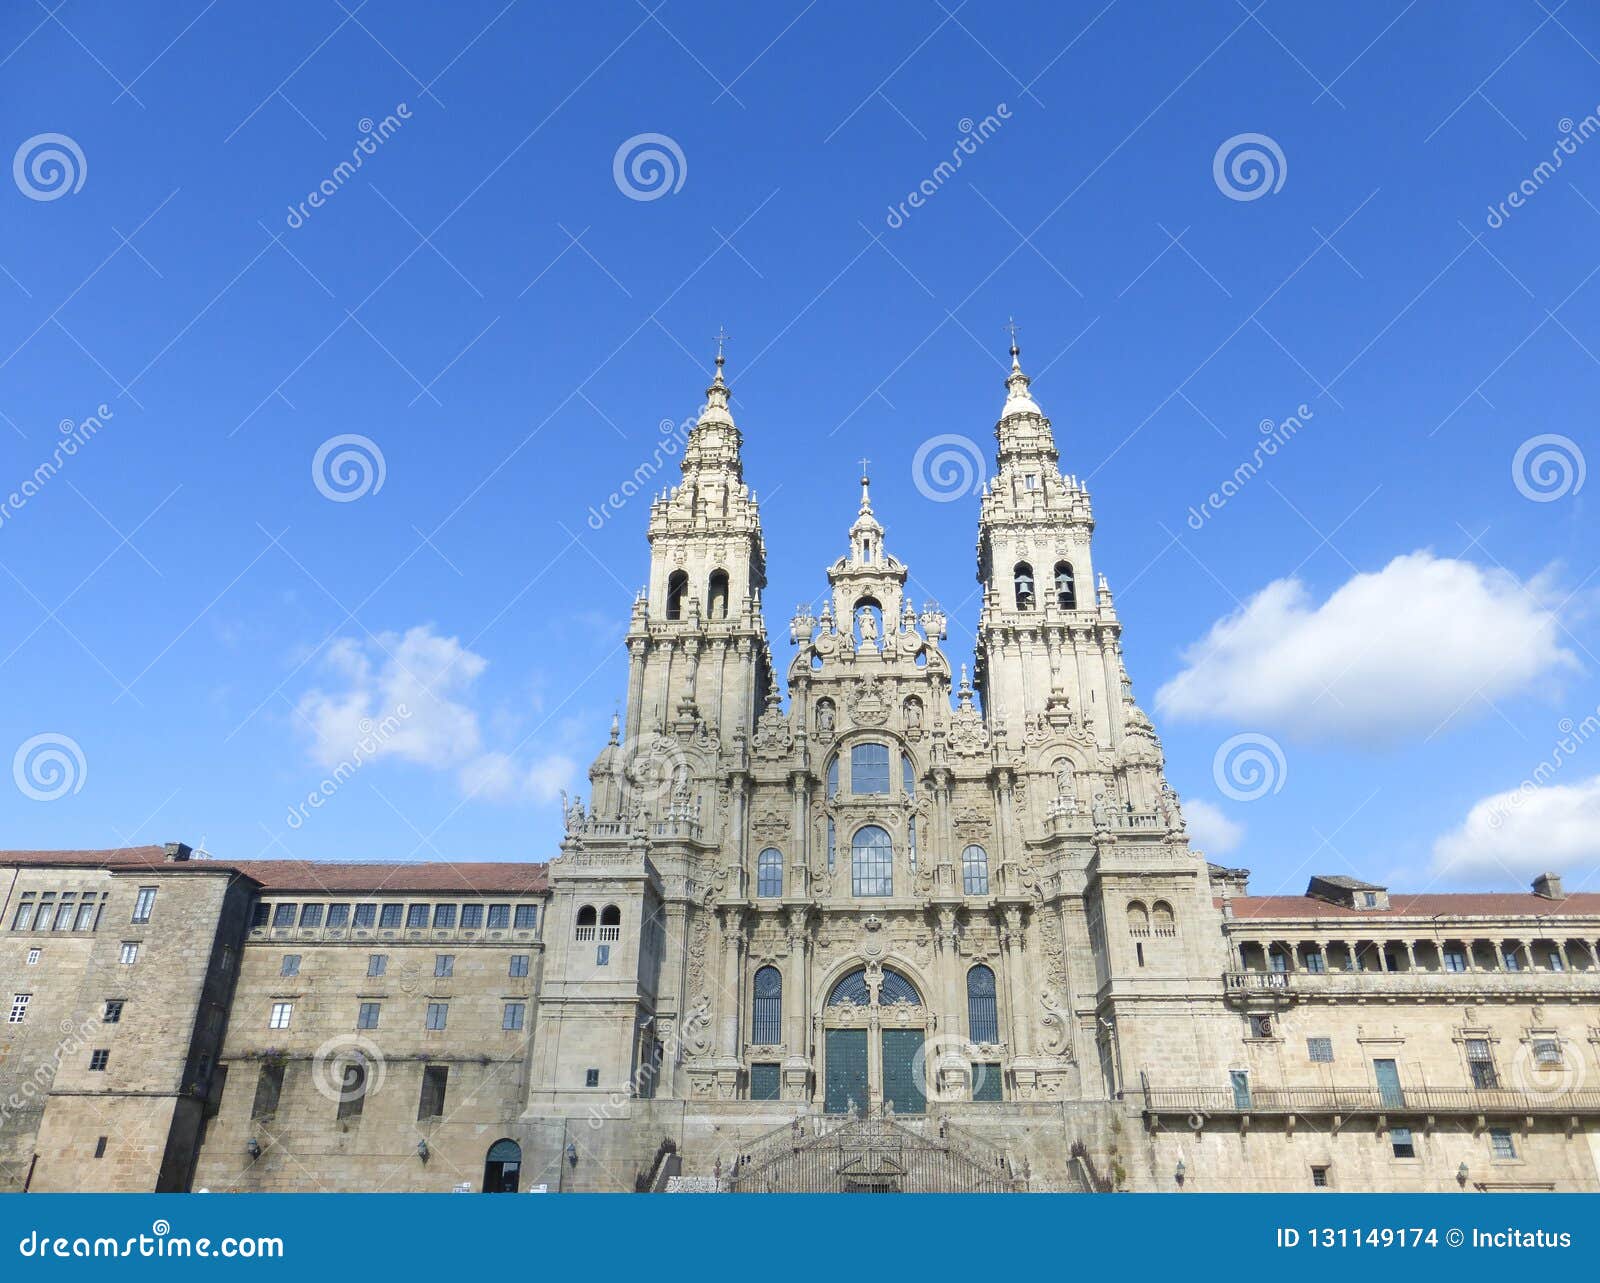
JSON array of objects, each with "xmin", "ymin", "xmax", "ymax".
[
  {"xmin": 707, "ymin": 569, "xmax": 729, "ymax": 619},
  {"xmin": 751, "ymin": 966, "xmax": 782, "ymax": 1043},
  {"xmin": 879, "ymin": 970, "xmax": 920, "ymax": 1005},
  {"xmin": 756, "ymin": 848, "xmax": 783, "ymax": 898},
  {"xmin": 1013, "ymin": 562, "xmax": 1035, "ymax": 610},
  {"xmin": 666, "ymin": 570, "xmax": 688, "ymax": 620},
  {"xmin": 827, "ymin": 969, "xmax": 871, "ymax": 1006},
  {"xmin": 827, "ymin": 967, "xmax": 919, "ymax": 1006},
  {"xmin": 851, "ymin": 743, "xmax": 890, "ymax": 794},
  {"xmin": 575, "ymin": 904, "xmax": 597, "ymax": 939},
  {"xmin": 1152, "ymin": 901, "xmax": 1176, "ymax": 937},
  {"xmin": 1055, "ymin": 561, "xmax": 1076, "ymax": 610},
  {"xmin": 825, "ymin": 753, "xmax": 839, "ymax": 797},
  {"xmin": 967, "ymin": 965, "xmax": 999, "ymax": 1043},
  {"xmin": 962, "ymin": 844, "xmax": 989, "ymax": 896},
  {"xmin": 851, "ymin": 825, "xmax": 893, "ymax": 897},
  {"xmin": 600, "ymin": 905, "xmax": 621, "ymax": 941},
  {"xmin": 1127, "ymin": 901, "xmax": 1150, "ymax": 937}
]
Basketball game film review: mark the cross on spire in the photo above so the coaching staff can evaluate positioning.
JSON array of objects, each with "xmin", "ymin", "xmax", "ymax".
[
  {"xmin": 1004, "ymin": 316, "xmax": 1021, "ymax": 355},
  {"xmin": 858, "ymin": 456, "xmax": 871, "ymax": 481},
  {"xmin": 713, "ymin": 326, "xmax": 731, "ymax": 366}
]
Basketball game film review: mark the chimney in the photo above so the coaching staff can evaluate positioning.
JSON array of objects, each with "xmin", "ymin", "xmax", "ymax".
[
  {"xmin": 1532, "ymin": 872, "xmax": 1565, "ymax": 901},
  {"xmin": 164, "ymin": 842, "xmax": 193, "ymax": 863}
]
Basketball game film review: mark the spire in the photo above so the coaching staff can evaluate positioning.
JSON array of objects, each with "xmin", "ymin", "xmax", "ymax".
[
  {"xmin": 858, "ymin": 457, "xmax": 873, "ymax": 515},
  {"xmin": 1001, "ymin": 319, "xmax": 1042, "ymax": 419},
  {"xmin": 698, "ymin": 331, "xmax": 735, "ymax": 429}
]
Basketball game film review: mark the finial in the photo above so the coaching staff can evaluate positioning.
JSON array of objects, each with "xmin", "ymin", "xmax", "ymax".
[
  {"xmin": 1004, "ymin": 316, "xmax": 1021, "ymax": 367},
  {"xmin": 857, "ymin": 458, "xmax": 873, "ymax": 515},
  {"xmin": 609, "ymin": 710, "xmax": 620, "ymax": 744},
  {"xmin": 713, "ymin": 326, "xmax": 730, "ymax": 371}
]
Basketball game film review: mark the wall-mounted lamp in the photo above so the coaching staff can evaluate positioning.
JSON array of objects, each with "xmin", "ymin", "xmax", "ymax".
[
  {"xmin": 565, "ymin": 1142, "xmax": 578, "ymax": 1167},
  {"xmin": 416, "ymin": 1139, "xmax": 429, "ymax": 1161},
  {"xmin": 1457, "ymin": 1162, "xmax": 1469, "ymax": 1188},
  {"xmin": 1175, "ymin": 1158, "xmax": 1186, "ymax": 1187},
  {"xmin": 245, "ymin": 1138, "xmax": 261, "ymax": 1159}
]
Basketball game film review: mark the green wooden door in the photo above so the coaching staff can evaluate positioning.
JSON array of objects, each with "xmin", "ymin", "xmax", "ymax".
[
  {"xmin": 881, "ymin": 1028, "xmax": 926, "ymax": 1115},
  {"xmin": 825, "ymin": 1029, "xmax": 868, "ymax": 1114}
]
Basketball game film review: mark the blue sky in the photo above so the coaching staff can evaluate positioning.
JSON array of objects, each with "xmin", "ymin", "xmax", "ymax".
[{"xmin": 1, "ymin": 0, "xmax": 1596, "ymax": 895}]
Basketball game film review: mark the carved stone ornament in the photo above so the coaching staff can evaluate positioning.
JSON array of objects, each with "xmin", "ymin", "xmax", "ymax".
[
  {"xmin": 682, "ymin": 993, "xmax": 715, "ymax": 1058},
  {"xmin": 1039, "ymin": 988, "xmax": 1074, "ymax": 1058},
  {"xmin": 847, "ymin": 677, "xmax": 890, "ymax": 727}
]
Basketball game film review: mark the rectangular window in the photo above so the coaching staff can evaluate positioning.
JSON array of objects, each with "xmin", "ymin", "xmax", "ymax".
[
  {"xmin": 8, "ymin": 994, "xmax": 29, "ymax": 1024},
  {"xmin": 353, "ymin": 903, "xmax": 376, "ymax": 928},
  {"xmin": 1307, "ymin": 1037, "xmax": 1333, "ymax": 1063},
  {"xmin": 299, "ymin": 904, "xmax": 324, "ymax": 928},
  {"xmin": 251, "ymin": 903, "xmax": 270, "ymax": 929},
  {"xmin": 34, "ymin": 895, "xmax": 55, "ymax": 929},
  {"xmin": 1230, "ymin": 1070, "xmax": 1250, "ymax": 1109},
  {"xmin": 1390, "ymin": 1126, "xmax": 1415, "ymax": 1159},
  {"xmin": 596, "ymin": 944, "xmax": 611, "ymax": 967},
  {"xmin": 94, "ymin": 1137, "xmax": 107, "ymax": 1159},
  {"xmin": 75, "ymin": 901, "xmax": 97, "ymax": 931},
  {"xmin": 268, "ymin": 1002, "xmax": 293, "ymax": 1030},
  {"xmin": 326, "ymin": 903, "xmax": 350, "ymax": 928},
  {"xmin": 251, "ymin": 1063, "xmax": 283, "ymax": 1119},
  {"xmin": 750, "ymin": 1062, "xmax": 781, "ymax": 1101},
  {"xmin": 25, "ymin": 948, "xmax": 40, "ymax": 965},
  {"xmin": 54, "ymin": 896, "xmax": 77, "ymax": 930},
  {"xmin": 433, "ymin": 904, "xmax": 456, "ymax": 930},
  {"xmin": 379, "ymin": 904, "xmax": 403, "ymax": 929},
  {"xmin": 119, "ymin": 943, "xmax": 138, "ymax": 965},
  {"xmin": 1534, "ymin": 1039, "xmax": 1562, "ymax": 1066},
  {"xmin": 460, "ymin": 904, "xmax": 484, "ymax": 929},
  {"xmin": 357, "ymin": 1002, "xmax": 380, "ymax": 1029},
  {"xmin": 585, "ymin": 1068, "xmax": 600, "ymax": 1087},
  {"xmin": 271, "ymin": 903, "xmax": 296, "ymax": 928},
  {"xmin": 281, "ymin": 954, "xmax": 300, "ymax": 977},
  {"xmin": 514, "ymin": 905, "xmax": 537, "ymax": 929},
  {"xmin": 502, "ymin": 1002, "xmax": 525, "ymax": 1031},
  {"xmin": 1443, "ymin": 948, "xmax": 1467, "ymax": 972},
  {"xmin": 1467, "ymin": 1039, "xmax": 1498, "ymax": 1089},
  {"xmin": 418, "ymin": 1065, "xmax": 448, "ymax": 1119},
  {"xmin": 336, "ymin": 1060, "xmax": 367, "ymax": 1121},
  {"xmin": 1310, "ymin": 1165, "xmax": 1330, "ymax": 1188},
  {"xmin": 406, "ymin": 904, "xmax": 429, "ymax": 929},
  {"xmin": 1502, "ymin": 949, "xmax": 1521, "ymax": 971},
  {"xmin": 89, "ymin": 1049, "xmax": 109, "ymax": 1071},
  {"xmin": 1547, "ymin": 951, "xmax": 1564, "ymax": 972},
  {"xmin": 425, "ymin": 1002, "xmax": 448, "ymax": 1030},
  {"xmin": 12, "ymin": 899, "xmax": 35, "ymax": 930},
  {"xmin": 367, "ymin": 954, "xmax": 387, "ymax": 977},
  {"xmin": 435, "ymin": 955, "xmax": 454, "ymax": 978},
  {"xmin": 850, "ymin": 742, "xmax": 890, "ymax": 794},
  {"xmin": 509, "ymin": 954, "xmax": 530, "ymax": 978},
  {"xmin": 1303, "ymin": 950, "xmax": 1326, "ymax": 974},
  {"xmin": 103, "ymin": 1000, "xmax": 123, "ymax": 1024},
  {"xmin": 487, "ymin": 904, "xmax": 511, "ymax": 929},
  {"xmin": 1489, "ymin": 1127, "xmax": 1517, "ymax": 1159}
]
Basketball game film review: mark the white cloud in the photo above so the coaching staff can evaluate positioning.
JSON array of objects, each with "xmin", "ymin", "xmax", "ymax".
[
  {"xmin": 1431, "ymin": 774, "xmax": 1600, "ymax": 882},
  {"xmin": 293, "ymin": 624, "xmax": 576, "ymax": 803},
  {"xmin": 1183, "ymin": 797, "xmax": 1244, "ymax": 855},
  {"xmin": 1155, "ymin": 552, "xmax": 1576, "ymax": 745}
]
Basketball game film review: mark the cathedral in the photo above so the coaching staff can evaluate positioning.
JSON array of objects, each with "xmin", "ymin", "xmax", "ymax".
[{"xmin": 2, "ymin": 345, "xmax": 1598, "ymax": 1194}]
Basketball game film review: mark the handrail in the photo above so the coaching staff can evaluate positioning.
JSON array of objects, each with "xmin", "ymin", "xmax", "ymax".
[{"xmin": 1142, "ymin": 1084, "xmax": 1600, "ymax": 1115}]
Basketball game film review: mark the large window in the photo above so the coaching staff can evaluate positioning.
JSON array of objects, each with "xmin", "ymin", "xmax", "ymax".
[
  {"xmin": 1467, "ymin": 1038, "xmax": 1498, "ymax": 1089},
  {"xmin": 131, "ymin": 888, "xmax": 157, "ymax": 924},
  {"xmin": 272, "ymin": 903, "xmax": 296, "ymax": 928},
  {"xmin": 825, "ymin": 755, "xmax": 839, "ymax": 798},
  {"xmin": 756, "ymin": 848, "xmax": 783, "ymax": 898},
  {"xmin": 850, "ymin": 743, "xmax": 890, "ymax": 794},
  {"xmin": 967, "ymin": 965, "xmax": 999, "ymax": 1043},
  {"xmin": 752, "ymin": 966, "xmax": 782, "ymax": 1044},
  {"xmin": 851, "ymin": 825, "xmax": 893, "ymax": 897},
  {"xmin": 962, "ymin": 844, "xmax": 990, "ymax": 895}
]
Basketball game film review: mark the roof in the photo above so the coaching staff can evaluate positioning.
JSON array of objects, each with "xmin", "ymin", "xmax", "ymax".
[
  {"xmin": 1309, "ymin": 874, "xmax": 1385, "ymax": 891},
  {"xmin": 1226, "ymin": 892, "xmax": 1600, "ymax": 922},
  {"xmin": 0, "ymin": 848, "xmax": 548, "ymax": 894}
]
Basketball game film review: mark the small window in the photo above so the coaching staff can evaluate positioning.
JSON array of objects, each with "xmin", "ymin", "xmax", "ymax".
[
  {"xmin": 1547, "ymin": 951, "xmax": 1564, "ymax": 972},
  {"xmin": 502, "ymin": 1002, "xmax": 525, "ymax": 1031},
  {"xmin": 379, "ymin": 904, "xmax": 403, "ymax": 929},
  {"xmin": 252, "ymin": 1063, "xmax": 284, "ymax": 1119},
  {"xmin": 461, "ymin": 904, "xmax": 484, "ymax": 929},
  {"xmin": 131, "ymin": 887, "xmax": 157, "ymax": 925},
  {"xmin": 357, "ymin": 1002, "xmax": 380, "ymax": 1029},
  {"xmin": 418, "ymin": 1065, "xmax": 448, "ymax": 1119},
  {"xmin": 94, "ymin": 1137, "xmax": 107, "ymax": 1159},
  {"xmin": 368, "ymin": 954, "xmax": 387, "ymax": 977},
  {"xmin": 1489, "ymin": 1127, "xmax": 1517, "ymax": 1160},
  {"xmin": 119, "ymin": 943, "xmax": 138, "ymax": 966},
  {"xmin": 250, "ymin": 903, "xmax": 269, "ymax": 929},
  {"xmin": 596, "ymin": 944, "xmax": 611, "ymax": 966},
  {"xmin": 435, "ymin": 955, "xmax": 454, "ymax": 977},
  {"xmin": 268, "ymin": 1002, "xmax": 293, "ymax": 1030},
  {"xmin": 585, "ymin": 1068, "xmax": 600, "ymax": 1087},
  {"xmin": 509, "ymin": 954, "xmax": 530, "ymax": 978},
  {"xmin": 353, "ymin": 904, "xmax": 377, "ymax": 929},
  {"xmin": 514, "ymin": 905, "xmax": 537, "ymax": 929},
  {"xmin": 1362, "ymin": 892, "xmax": 1377, "ymax": 907},
  {"xmin": 756, "ymin": 848, "xmax": 783, "ymax": 898},
  {"xmin": 326, "ymin": 903, "xmax": 350, "ymax": 928},
  {"xmin": 1013, "ymin": 562, "xmax": 1035, "ymax": 610},
  {"xmin": 850, "ymin": 743, "xmax": 890, "ymax": 794},
  {"xmin": 1249, "ymin": 1015, "xmax": 1273, "ymax": 1040},
  {"xmin": 103, "ymin": 1000, "xmax": 124, "ymax": 1024},
  {"xmin": 1443, "ymin": 948, "xmax": 1467, "ymax": 972},
  {"xmin": 7, "ymin": 994, "xmax": 30, "ymax": 1024},
  {"xmin": 272, "ymin": 903, "xmax": 297, "ymax": 928},
  {"xmin": 1304, "ymin": 949, "xmax": 1326, "ymax": 974},
  {"xmin": 299, "ymin": 904, "xmax": 324, "ymax": 928},
  {"xmin": 426, "ymin": 1002, "xmax": 449, "ymax": 1030},
  {"xmin": 487, "ymin": 904, "xmax": 511, "ymax": 930},
  {"xmin": 336, "ymin": 1059, "xmax": 367, "ymax": 1121},
  {"xmin": 1390, "ymin": 1127, "xmax": 1415, "ymax": 1159},
  {"xmin": 433, "ymin": 904, "xmax": 457, "ymax": 929},
  {"xmin": 25, "ymin": 948, "xmax": 40, "ymax": 965},
  {"xmin": 1467, "ymin": 1038, "xmax": 1498, "ymax": 1089},
  {"xmin": 406, "ymin": 904, "xmax": 430, "ymax": 930},
  {"xmin": 1310, "ymin": 1165, "xmax": 1330, "ymax": 1188},
  {"xmin": 89, "ymin": 1049, "xmax": 110, "ymax": 1071},
  {"xmin": 1533, "ymin": 1039, "xmax": 1562, "ymax": 1066},
  {"xmin": 281, "ymin": 954, "xmax": 300, "ymax": 977},
  {"xmin": 962, "ymin": 845, "xmax": 989, "ymax": 896},
  {"xmin": 1307, "ymin": 1037, "xmax": 1333, "ymax": 1063}
]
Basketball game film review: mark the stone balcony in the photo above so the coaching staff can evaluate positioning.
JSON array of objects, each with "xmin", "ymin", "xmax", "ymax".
[
  {"xmin": 1142, "ymin": 1082, "xmax": 1600, "ymax": 1119},
  {"xmin": 1222, "ymin": 967, "xmax": 1600, "ymax": 1006}
]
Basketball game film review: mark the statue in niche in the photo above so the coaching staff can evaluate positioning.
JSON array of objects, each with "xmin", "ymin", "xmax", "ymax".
[
  {"xmin": 817, "ymin": 700, "xmax": 835, "ymax": 733},
  {"xmin": 904, "ymin": 698, "xmax": 923, "ymax": 734},
  {"xmin": 857, "ymin": 606, "xmax": 878, "ymax": 644}
]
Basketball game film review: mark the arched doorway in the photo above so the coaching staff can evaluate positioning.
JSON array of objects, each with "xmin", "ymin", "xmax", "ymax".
[
  {"xmin": 483, "ymin": 1138, "xmax": 521, "ymax": 1193},
  {"xmin": 821, "ymin": 966, "xmax": 929, "ymax": 1116}
]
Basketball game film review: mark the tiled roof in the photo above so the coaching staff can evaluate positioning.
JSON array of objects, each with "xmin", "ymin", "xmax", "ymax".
[
  {"xmin": 0, "ymin": 848, "xmax": 548, "ymax": 894},
  {"xmin": 1226, "ymin": 893, "xmax": 1600, "ymax": 921}
]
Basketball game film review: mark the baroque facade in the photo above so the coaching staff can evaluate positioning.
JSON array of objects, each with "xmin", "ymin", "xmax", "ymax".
[{"xmin": 3, "ymin": 348, "xmax": 1599, "ymax": 1194}]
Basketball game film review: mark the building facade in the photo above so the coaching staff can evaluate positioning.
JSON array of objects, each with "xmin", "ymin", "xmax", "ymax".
[{"xmin": 2, "ymin": 349, "xmax": 1598, "ymax": 1194}]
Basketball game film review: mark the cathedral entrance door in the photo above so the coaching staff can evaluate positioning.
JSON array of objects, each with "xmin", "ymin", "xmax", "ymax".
[
  {"xmin": 825, "ymin": 1029, "xmax": 869, "ymax": 1114},
  {"xmin": 880, "ymin": 1029, "xmax": 926, "ymax": 1116}
]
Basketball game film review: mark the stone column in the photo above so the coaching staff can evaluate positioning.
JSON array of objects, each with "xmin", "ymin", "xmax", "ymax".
[
  {"xmin": 1002, "ymin": 906, "xmax": 1033, "ymax": 1056},
  {"xmin": 719, "ymin": 913, "xmax": 745, "ymax": 1058}
]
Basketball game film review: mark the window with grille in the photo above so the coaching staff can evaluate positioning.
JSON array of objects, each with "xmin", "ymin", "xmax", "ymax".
[
  {"xmin": 1310, "ymin": 1165, "xmax": 1330, "ymax": 1188},
  {"xmin": 461, "ymin": 904, "xmax": 484, "ymax": 929},
  {"xmin": 751, "ymin": 966, "xmax": 782, "ymax": 1044},
  {"xmin": 1533, "ymin": 1039, "xmax": 1562, "ymax": 1066},
  {"xmin": 353, "ymin": 904, "xmax": 376, "ymax": 928},
  {"xmin": 750, "ymin": 1062, "xmax": 780, "ymax": 1101},
  {"xmin": 972, "ymin": 1063, "xmax": 1003, "ymax": 1101},
  {"xmin": 103, "ymin": 1000, "xmax": 123, "ymax": 1024},
  {"xmin": 8, "ymin": 994, "xmax": 29, "ymax": 1024},
  {"xmin": 272, "ymin": 902, "xmax": 296, "ymax": 928},
  {"xmin": 962, "ymin": 845, "xmax": 989, "ymax": 896},
  {"xmin": 89, "ymin": 1049, "xmax": 109, "ymax": 1071},
  {"xmin": 901, "ymin": 753, "xmax": 915, "ymax": 795},
  {"xmin": 406, "ymin": 904, "xmax": 430, "ymax": 929},
  {"xmin": 967, "ymin": 965, "xmax": 998, "ymax": 1043},
  {"xmin": 327, "ymin": 903, "xmax": 350, "ymax": 927},
  {"xmin": 1466, "ymin": 1039, "xmax": 1498, "ymax": 1088},
  {"xmin": 378, "ymin": 904, "xmax": 402, "ymax": 929},
  {"xmin": 514, "ymin": 905, "xmax": 537, "ymax": 929},
  {"xmin": 851, "ymin": 826, "xmax": 893, "ymax": 897},
  {"xmin": 757, "ymin": 848, "xmax": 783, "ymax": 898},
  {"xmin": 299, "ymin": 904, "xmax": 324, "ymax": 928},
  {"xmin": 1489, "ymin": 1127, "xmax": 1516, "ymax": 1159},
  {"xmin": 1307, "ymin": 1037, "xmax": 1333, "ymax": 1063},
  {"xmin": 850, "ymin": 743, "xmax": 890, "ymax": 794},
  {"xmin": 825, "ymin": 755, "xmax": 839, "ymax": 798},
  {"xmin": 1390, "ymin": 1127, "xmax": 1415, "ymax": 1158},
  {"xmin": 433, "ymin": 904, "xmax": 457, "ymax": 929},
  {"xmin": 488, "ymin": 904, "xmax": 511, "ymax": 929}
]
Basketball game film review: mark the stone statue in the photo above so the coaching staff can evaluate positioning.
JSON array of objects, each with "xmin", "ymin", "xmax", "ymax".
[
  {"xmin": 816, "ymin": 701, "xmax": 835, "ymax": 733},
  {"xmin": 857, "ymin": 607, "xmax": 877, "ymax": 643}
]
